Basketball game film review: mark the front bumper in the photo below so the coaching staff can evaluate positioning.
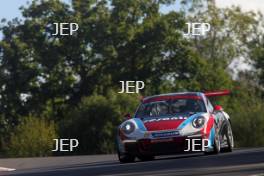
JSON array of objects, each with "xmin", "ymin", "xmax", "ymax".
[{"xmin": 122, "ymin": 135, "xmax": 205, "ymax": 156}]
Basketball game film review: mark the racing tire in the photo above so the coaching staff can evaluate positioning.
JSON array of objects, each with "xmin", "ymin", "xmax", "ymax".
[
  {"xmin": 137, "ymin": 155, "xmax": 155, "ymax": 162},
  {"xmin": 118, "ymin": 151, "xmax": 135, "ymax": 163},
  {"xmin": 222, "ymin": 124, "xmax": 234, "ymax": 153}
]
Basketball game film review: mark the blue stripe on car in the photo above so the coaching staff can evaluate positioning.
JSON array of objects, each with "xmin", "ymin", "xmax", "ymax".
[
  {"xmin": 134, "ymin": 118, "xmax": 147, "ymax": 131},
  {"xmin": 177, "ymin": 112, "xmax": 203, "ymax": 129},
  {"xmin": 208, "ymin": 126, "xmax": 215, "ymax": 148}
]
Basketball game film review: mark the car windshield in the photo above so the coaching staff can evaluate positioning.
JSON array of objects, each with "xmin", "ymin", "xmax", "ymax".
[{"xmin": 136, "ymin": 99, "xmax": 206, "ymax": 118}]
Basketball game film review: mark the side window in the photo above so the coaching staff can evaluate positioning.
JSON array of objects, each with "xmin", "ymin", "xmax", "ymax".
[{"xmin": 207, "ymin": 98, "xmax": 214, "ymax": 113}]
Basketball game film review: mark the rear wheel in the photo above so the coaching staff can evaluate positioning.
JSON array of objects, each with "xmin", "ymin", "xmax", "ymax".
[{"xmin": 118, "ymin": 151, "xmax": 135, "ymax": 163}]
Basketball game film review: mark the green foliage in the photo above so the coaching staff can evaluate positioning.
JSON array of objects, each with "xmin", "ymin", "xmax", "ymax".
[
  {"xmin": 0, "ymin": 0, "xmax": 264, "ymax": 156},
  {"xmin": 179, "ymin": 2, "xmax": 264, "ymax": 148},
  {"xmin": 60, "ymin": 91, "xmax": 139, "ymax": 154},
  {"xmin": 172, "ymin": 54, "xmax": 232, "ymax": 92},
  {"xmin": 226, "ymin": 85, "xmax": 264, "ymax": 147},
  {"xmin": 185, "ymin": 3, "xmax": 259, "ymax": 68},
  {"xmin": 7, "ymin": 116, "xmax": 57, "ymax": 157},
  {"xmin": 251, "ymin": 41, "xmax": 264, "ymax": 86}
]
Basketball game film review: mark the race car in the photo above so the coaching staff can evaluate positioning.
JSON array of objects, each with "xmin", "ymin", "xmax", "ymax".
[{"xmin": 116, "ymin": 90, "xmax": 234, "ymax": 163}]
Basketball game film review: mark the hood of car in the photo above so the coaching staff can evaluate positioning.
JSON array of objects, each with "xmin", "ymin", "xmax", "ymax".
[{"xmin": 142, "ymin": 114, "xmax": 191, "ymax": 131}]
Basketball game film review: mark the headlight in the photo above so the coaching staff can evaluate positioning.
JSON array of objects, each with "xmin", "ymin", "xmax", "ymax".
[
  {"xmin": 192, "ymin": 116, "xmax": 205, "ymax": 128},
  {"xmin": 122, "ymin": 121, "xmax": 135, "ymax": 134}
]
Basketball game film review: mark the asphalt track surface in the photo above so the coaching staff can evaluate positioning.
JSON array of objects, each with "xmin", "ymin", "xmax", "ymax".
[{"xmin": 0, "ymin": 148, "xmax": 264, "ymax": 176}]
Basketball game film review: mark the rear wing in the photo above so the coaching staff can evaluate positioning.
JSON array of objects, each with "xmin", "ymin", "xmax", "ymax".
[{"xmin": 204, "ymin": 90, "xmax": 230, "ymax": 97}]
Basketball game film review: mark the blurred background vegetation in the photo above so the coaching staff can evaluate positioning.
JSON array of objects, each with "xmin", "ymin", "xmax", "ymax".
[{"xmin": 0, "ymin": 0, "xmax": 264, "ymax": 157}]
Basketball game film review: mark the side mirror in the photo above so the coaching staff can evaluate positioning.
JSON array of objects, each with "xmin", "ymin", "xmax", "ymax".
[
  {"xmin": 124, "ymin": 113, "xmax": 131, "ymax": 119},
  {"xmin": 214, "ymin": 105, "xmax": 223, "ymax": 111}
]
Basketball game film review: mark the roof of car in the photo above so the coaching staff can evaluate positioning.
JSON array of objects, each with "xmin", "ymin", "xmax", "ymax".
[{"xmin": 142, "ymin": 92, "xmax": 204, "ymax": 103}]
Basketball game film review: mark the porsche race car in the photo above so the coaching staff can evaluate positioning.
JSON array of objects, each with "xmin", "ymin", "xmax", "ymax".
[{"xmin": 116, "ymin": 90, "xmax": 234, "ymax": 163}]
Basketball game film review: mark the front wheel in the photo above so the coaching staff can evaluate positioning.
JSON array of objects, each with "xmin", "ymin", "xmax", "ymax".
[
  {"xmin": 118, "ymin": 151, "xmax": 135, "ymax": 163},
  {"xmin": 222, "ymin": 124, "xmax": 234, "ymax": 152},
  {"xmin": 213, "ymin": 132, "xmax": 221, "ymax": 154}
]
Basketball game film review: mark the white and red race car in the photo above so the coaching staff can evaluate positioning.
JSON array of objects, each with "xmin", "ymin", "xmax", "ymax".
[{"xmin": 116, "ymin": 91, "xmax": 234, "ymax": 163}]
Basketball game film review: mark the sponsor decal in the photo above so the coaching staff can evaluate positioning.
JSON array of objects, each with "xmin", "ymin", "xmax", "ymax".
[
  {"xmin": 151, "ymin": 138, "xmax": 173, "ymax": 143},
  {"xmin": 143, "ymin": 116, "xmax": 188, "ymax": 123},
  {"xmin": 152, "ymin": 130, "xmax": 179, "ymax": 138}
]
